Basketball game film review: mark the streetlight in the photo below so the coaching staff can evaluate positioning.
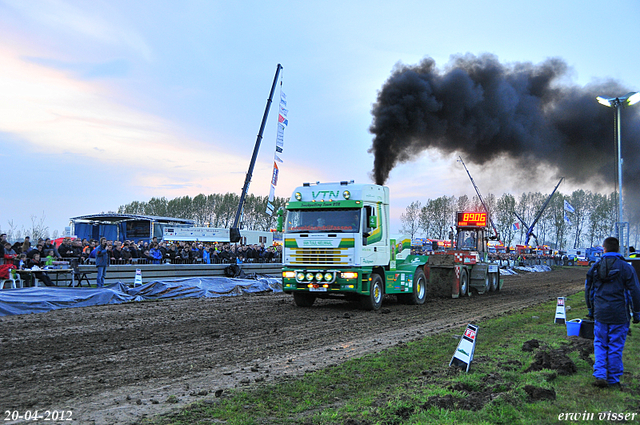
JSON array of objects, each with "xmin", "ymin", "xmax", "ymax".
[{"xmin": 596, "ymin": 91, "xmax": 640, "ymax": 256}]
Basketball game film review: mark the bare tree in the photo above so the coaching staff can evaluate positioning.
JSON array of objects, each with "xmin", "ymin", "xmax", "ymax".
[
  {"xmin": 29, "ymin": 213, "xmax": 50, "ymax": 241},
  {"xmin": 495, "ymin": 193, "xmax": 516, "ymax": 246},
  {"xmin": 401, "ymin": 201, "xmax": 422, "ymax": 240}
]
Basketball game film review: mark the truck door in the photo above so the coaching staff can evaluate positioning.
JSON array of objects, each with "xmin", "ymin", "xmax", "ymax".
[{"xmin": 362, "ymin": 203, "xmax": 388, "ymax": 265}]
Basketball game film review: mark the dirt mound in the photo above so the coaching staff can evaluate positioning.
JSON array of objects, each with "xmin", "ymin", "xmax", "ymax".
[
  {"xmin": 525, "ymin": 349, "xmax": 577, "ymax": 375},
  {"xmin": 524, "ymin": 385, "xmax": 556, "ymax": 401},
  {"xmin": 564, "ymin": 335, "xmax": 595, "ymax": 366},
  {"xmin": 522, "ymin": 339, "xmax": 541, "ymax": 352}
]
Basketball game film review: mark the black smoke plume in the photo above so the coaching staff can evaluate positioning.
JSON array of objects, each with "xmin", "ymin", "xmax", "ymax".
[{"xmin": 369, "ymin": 53, "xmax": 640, "ymax": 218}]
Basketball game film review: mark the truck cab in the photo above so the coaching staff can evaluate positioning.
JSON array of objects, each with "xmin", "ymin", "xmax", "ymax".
[{"xmin": 281, "ymin": 181, "xmax": 429, "ymax": 310}]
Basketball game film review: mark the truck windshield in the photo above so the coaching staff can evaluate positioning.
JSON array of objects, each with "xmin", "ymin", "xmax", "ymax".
[
  {"xmin": 457, "ymin": 230, "xmax": 477, "ymax": 251},
  {"xmin": 285, "ymin": 209, "xmax": 361, "ymax": 233}
]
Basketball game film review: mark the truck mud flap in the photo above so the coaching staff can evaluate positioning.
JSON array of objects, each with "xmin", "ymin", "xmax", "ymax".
[{"xmin": 427, "ymin": 266, "xmax": 458, "ymax": 298}]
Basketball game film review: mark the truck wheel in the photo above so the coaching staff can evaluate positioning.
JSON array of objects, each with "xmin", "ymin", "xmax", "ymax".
[
  {"xmin": 403, "ymin": 269, "xmax": 427, "ymax": 305},
  {"xmin": 293, "ymin": 292, "xmax": 316, "ymax": 307},
  {"xmin": 483, "ymin": 273, "xmax": 490, "ymax": 293},
  {"xmin": 459, "ymin": 269, "xmax": 469, "ymax": 297},
  {"xmin": 489, "ymin": 273, "xmax": 498, "ymax": 292},
  {"xmin": 361, "ymin": 274, "xmax": 384, "ymax": 311}
]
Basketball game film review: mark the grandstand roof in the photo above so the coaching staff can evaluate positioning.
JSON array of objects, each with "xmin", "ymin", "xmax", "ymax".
[{"xmin": 70, "ymin": 213, "xmax": 195, "ymax": 225}]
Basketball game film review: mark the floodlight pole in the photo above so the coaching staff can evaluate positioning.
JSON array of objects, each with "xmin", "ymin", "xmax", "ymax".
[
  {"xmin": 596, "ymin": 92, "xmax": 640, "ymax": 256},
  {"xmin": 615, "ymin": 105, "xmax": 623, "ymax": 250}
]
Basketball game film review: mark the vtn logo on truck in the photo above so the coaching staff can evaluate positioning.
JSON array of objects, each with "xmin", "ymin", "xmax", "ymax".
[{"xmin": 313, "ymin": 190, "xmax": 340, "ymax": 199}]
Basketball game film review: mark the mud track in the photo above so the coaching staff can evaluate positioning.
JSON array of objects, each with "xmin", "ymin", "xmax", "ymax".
[{"xmin": 0, "ymin": 267, "xmax": 586, "ymax": 424}]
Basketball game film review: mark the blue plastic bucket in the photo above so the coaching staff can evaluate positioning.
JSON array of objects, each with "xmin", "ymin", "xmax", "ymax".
[{"xmin": 566, "ymin": 319, "xmax": 582, "ymax": 336}]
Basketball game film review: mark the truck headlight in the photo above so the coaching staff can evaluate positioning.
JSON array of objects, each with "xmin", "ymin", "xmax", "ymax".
[
  {"xmin": 324, "ymin": 272, "xmax": 334, "ymax": 281},
  {"xmin": 296, "ymin": 272, "xmax": 305, "ymax": 281},
  {"xmin": 315, "ymin": 272, "xmax": 324, "ymax": 281},
  {"xmin": 341, "ymin": 271, "xmax": 358, "ymax": 279},
  {"xmin": 283, "ymin": 271, "xmax": 296, "ymax": 279},
  {"xmin": 306, "ymin": 272, "xmax": 314, "ymax": 281}
]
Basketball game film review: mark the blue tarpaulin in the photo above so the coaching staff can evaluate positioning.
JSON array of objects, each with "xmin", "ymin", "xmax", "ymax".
[{"xmin": 0, "ymin": 276, "xmax": 282, "ymax": 316}]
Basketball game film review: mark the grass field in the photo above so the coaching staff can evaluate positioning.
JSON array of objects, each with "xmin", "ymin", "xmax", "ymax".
[{"xmin": 141, "ymin": 292, "xmax": 640, "ymax": 425}]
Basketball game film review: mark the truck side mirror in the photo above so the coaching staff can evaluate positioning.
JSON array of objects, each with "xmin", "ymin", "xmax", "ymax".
[
  {"xmin": 368, "ymin": 215, "xmax": 378, "ymax": 229},
  {"xmin": 276, "ymin": 209, "xmax": 284, "ymax": 232}
]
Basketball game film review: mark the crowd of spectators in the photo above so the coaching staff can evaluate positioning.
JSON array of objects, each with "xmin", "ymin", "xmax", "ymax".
[
  {"xmin": 1, "ymin": 234, "xmax": 283, "ymax": 267},
  {"xmin": 410, "ymin": 245, "xmax": 571, "ymax": 267},
  {"xmin": 487, "ymin": 252, "xmax": 566, "ymax": 266}
]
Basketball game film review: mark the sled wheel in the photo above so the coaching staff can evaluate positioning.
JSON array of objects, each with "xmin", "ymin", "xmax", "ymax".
[
  {"xmin": 489, "ymin": 273, "xmax": 499, "ymax": 292},
  {"xmin": 459, "ymin": 268, "xmax": 469, "ymax": 297}
]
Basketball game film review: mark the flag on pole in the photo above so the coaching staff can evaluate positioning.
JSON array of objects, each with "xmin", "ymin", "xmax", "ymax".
[
  {"xmin": 564, "ymin": 200, "xmax": 575, "ymax": 214},
  {"xmin": 564, "ymin": 213, "xmax": 572, "ymax": 225}
]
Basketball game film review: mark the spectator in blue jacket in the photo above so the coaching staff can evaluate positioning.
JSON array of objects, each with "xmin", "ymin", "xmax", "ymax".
[
  {"xmin": 95, "ymin": 237, "xmax": 111, "ymax": 288},
  {"xmin": 585, "ymin": 237, "xmax": 640, "ymax": 388},
  {"xmin": 149, "ymin": 243, "xmax": 163, "ymax": 264},
  {"xmin": 202, "ymin": 245, "xmax": 212, "ymax": 264}
]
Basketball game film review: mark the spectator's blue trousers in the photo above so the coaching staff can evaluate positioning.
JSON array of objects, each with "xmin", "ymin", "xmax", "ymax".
[
  {"xmin": 593, "ymin": 321, "xmax": 629, "ymax": 384},
  {"xmin": 96, "ymin": 266, "xmax": 106, "ymax": 288}
]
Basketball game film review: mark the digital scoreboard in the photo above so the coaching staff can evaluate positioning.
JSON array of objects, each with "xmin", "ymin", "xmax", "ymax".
[{"xmin": 457, "ymin": 212, "xmax": 487, "ymax": 227}]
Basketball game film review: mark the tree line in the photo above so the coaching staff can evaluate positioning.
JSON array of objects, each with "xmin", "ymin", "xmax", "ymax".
[
  {"xmin": 400, "ymin": 189, "xmax": 640, "ymax": 250},
  {"xmin": 117, "ymin": 193, "xmax": 289, "ymax": 232}
]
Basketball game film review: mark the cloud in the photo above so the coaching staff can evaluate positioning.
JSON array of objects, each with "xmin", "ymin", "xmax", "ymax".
[
  {"xmin": 0, "ymin": 41, "xmax": 309, "ymax": 206},
  {"xmin": 24, "ymin": 57, "xmax": 132, "ymax": 79},
  {"xmin": 2, "ymin": 0, "xmax": 152, "ymax": 60}
]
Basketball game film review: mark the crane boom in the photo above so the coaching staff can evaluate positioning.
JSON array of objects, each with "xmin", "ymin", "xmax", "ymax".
[
  {"xmin": 523, "ymin": 177, "xmax": 564, "ymax": 245},
  {"xmin": 458, "ymin": 156, "xmax": 499, "ymax": 240},
  {"xmin": 230, "ymin": 64, "xmax": 283, "ymax": 242}
]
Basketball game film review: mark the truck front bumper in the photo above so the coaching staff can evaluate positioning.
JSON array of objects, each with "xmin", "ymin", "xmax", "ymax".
[{"xmin": 282, "ymin": 267, "xmax": 367, "ymax": 294}]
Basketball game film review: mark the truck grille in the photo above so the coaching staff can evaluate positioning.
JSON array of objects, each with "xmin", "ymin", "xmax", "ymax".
[{"xmin": 288, "ymin": 248, "xmax": 350, "ymax": 265}]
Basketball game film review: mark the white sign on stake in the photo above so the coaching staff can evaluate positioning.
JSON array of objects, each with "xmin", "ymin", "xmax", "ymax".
[
  {"xmin": 449, "ymin": 324, "xmax": 478, "ymax": 372},
  {"xmin": 134, "ymin": 269, "xmax": 143, "ymax": 287},
  {"xmin": 554, "ymin": 297, "xmax": 566, "ymax": 324}
]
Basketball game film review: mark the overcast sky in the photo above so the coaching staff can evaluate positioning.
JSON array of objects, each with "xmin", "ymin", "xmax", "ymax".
[{"xmin": 1, "ymin": 0, "xmax": 639, "ymax": 237}]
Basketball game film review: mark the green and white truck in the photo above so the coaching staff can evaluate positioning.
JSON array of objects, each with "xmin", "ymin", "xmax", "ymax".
[
  {"xmin": 280, "ymin": 181, "xmax": 429, "ymax": 310},
  {"xmin": 280, "ymin": 181, "xmax": 503, "ymax": 310}
]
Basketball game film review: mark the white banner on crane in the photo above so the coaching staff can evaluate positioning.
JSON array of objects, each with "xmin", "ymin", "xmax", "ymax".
[{"xmin": 266, "ymin": 84, "xmax": 288, "ymax": 216}]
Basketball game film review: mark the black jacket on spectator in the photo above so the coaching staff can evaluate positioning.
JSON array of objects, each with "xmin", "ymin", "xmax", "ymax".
[
  {"xmin": 58, "ymin": 243, "xmax": 75, "ymax": 258},
  {"xmin": 122, "ymin": 247, "xmax": 132, "ymax": 261}
]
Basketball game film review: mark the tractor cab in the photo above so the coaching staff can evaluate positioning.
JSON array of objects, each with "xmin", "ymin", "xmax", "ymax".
[{"xmin": 455, "ymin": 212, "xmax": 489, "ymax": 254}]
